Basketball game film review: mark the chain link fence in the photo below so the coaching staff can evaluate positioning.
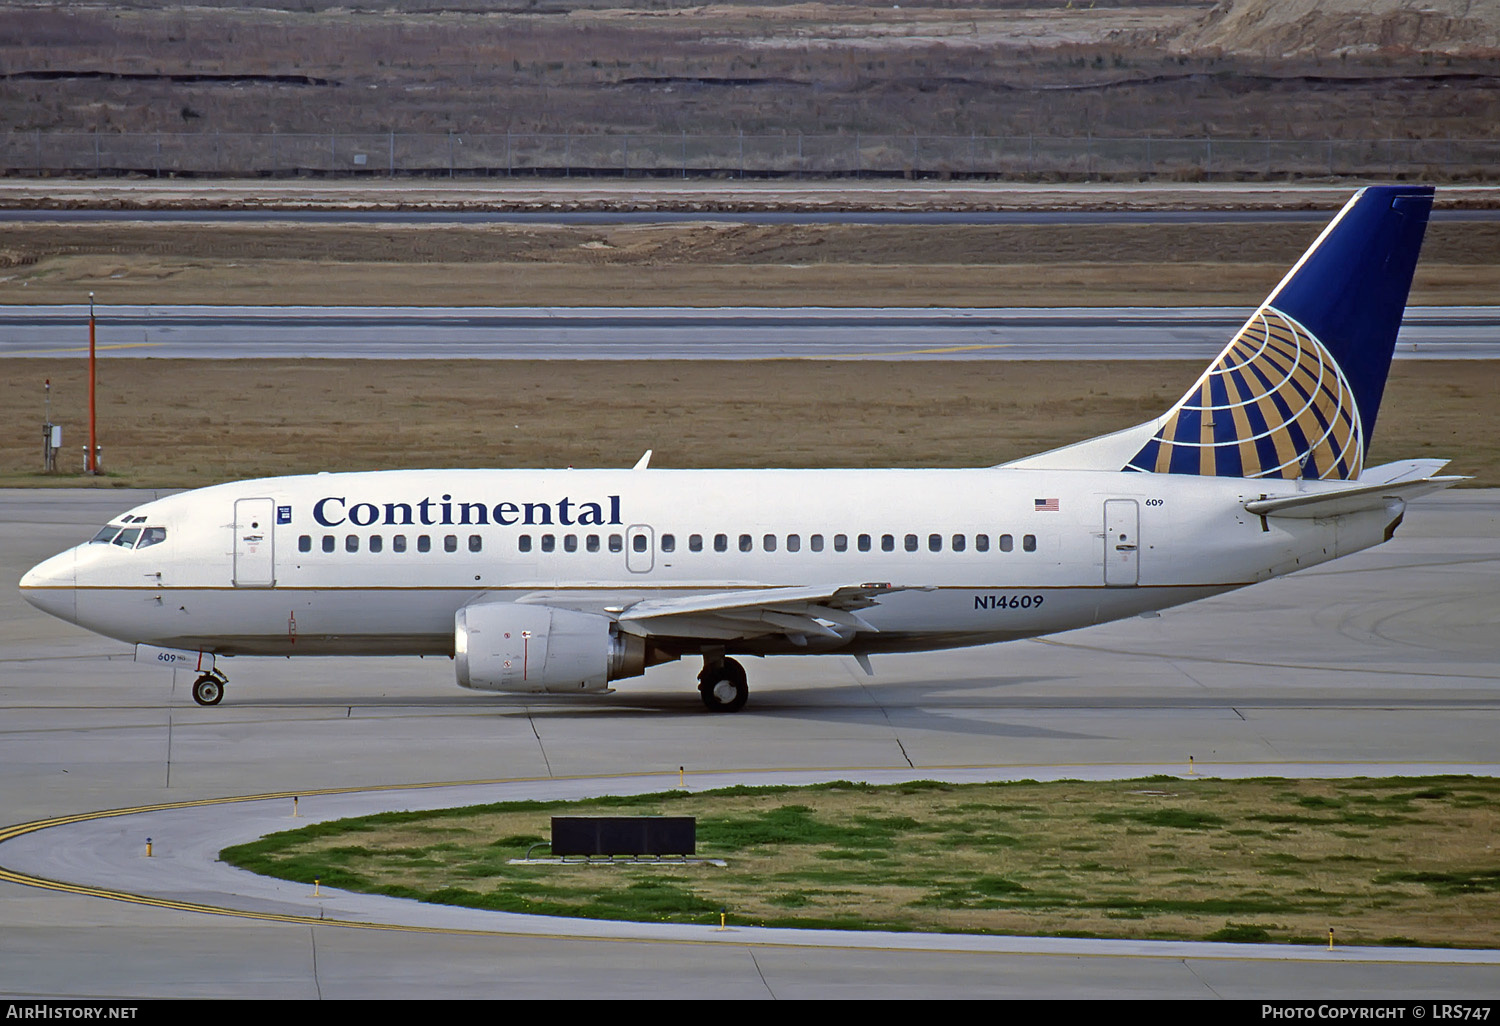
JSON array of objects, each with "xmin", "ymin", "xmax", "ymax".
[{"xmin": 4, "ymin": 131, "xmax": 1497, "ymax": 179}]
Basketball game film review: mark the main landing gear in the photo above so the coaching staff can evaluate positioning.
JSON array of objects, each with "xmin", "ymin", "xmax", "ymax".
[
  {"xmin": 191, "ymin": 669, "xmax": 228, "ymax": 706},
  {"xmin": 698, "ymin": 656, "xmax": 748, "ymax": 713}
]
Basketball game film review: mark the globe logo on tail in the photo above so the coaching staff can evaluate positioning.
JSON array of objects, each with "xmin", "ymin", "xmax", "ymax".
[{"xmin": 1125, "ymin": 307, "xmax": 1363, "ymax": 480}]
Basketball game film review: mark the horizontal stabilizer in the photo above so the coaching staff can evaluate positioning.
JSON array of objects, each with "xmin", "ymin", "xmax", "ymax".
[
  {"xmin": 1359, "ymin": 459, "xmax": 1451, "ymax": 485},
  {"xmin": 1244, "ymin": 476, "xmax": 1464, "ymax": 520}
]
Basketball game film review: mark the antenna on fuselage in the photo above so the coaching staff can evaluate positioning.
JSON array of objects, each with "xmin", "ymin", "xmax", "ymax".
[{"xmin": 632, "ymin": 450, "xmax": 653, "ymax": 470}]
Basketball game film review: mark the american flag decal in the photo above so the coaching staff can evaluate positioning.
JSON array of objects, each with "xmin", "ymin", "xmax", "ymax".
[{"xmin": 1034, "ymin": 498, "xmax": 1059, "ymax": 512}]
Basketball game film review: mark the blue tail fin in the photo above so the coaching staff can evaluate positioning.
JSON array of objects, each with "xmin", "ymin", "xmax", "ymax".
[{"xmin": 1125, "ymin": 185, "xmax": 1433, "ymax": 480}]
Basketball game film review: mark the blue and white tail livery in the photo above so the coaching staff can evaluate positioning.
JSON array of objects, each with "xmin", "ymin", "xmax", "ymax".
[
  {"xmin": 1010, "ymin": 186, "xmax": 1435, "ymax": 481},
  {"xmin": 20, "ymin": 187, "xmax": 1463, "ymax": 712}
]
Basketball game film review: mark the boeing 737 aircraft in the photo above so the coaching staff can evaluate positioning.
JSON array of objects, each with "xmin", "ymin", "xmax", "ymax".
[{"xmin": 21, "ymin": 185, "xmax": 1459, "ymax": 712}]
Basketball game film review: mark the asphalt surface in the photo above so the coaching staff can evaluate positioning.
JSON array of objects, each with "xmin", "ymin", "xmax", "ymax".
[
  {"xmin": 2, "ymin": 487, "xmax": 1498, "ymax": 999},
  {"xmin": 4, "ymin": 305, "xmax": 1497, "ymax": 360}
]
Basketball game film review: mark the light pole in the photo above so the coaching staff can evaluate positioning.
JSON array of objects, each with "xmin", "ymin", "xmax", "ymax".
[{"xmin": 87, "ymin": 292, "xmax": 98, "ymax": 474}]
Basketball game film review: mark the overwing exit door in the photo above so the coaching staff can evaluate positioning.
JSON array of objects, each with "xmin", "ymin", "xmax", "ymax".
[
  {"xmin": 1103, "ymin": 499, "xmax": 1140, "ymax": 587},
  {"xmin": 625, "ymin": 525, "xmax": 654, "ymax": 573},
  {"xmin": 233, "ymin": 497, "xmax": 276, "ymax": 588}
]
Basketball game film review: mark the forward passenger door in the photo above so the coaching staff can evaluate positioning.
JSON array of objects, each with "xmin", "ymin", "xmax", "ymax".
[{"xmin": 232, "ymin": 497, "xmax": 276, "ymax": 588}]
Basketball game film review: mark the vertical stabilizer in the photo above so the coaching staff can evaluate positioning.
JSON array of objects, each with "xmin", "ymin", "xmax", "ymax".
[{"xmin": 1124, "ymin": 185, "xmax": 1433, "ymax": 480}]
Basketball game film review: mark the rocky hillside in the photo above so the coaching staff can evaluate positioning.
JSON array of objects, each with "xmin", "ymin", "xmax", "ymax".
[{"xmin": 1173, "ymin": 0, "xmax": 1500, "ymax": 56}]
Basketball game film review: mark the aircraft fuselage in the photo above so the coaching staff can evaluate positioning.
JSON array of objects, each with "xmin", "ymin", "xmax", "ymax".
[{"xmin": 20, "ymin": 466, "xmax": 1399, "ymax": 660}]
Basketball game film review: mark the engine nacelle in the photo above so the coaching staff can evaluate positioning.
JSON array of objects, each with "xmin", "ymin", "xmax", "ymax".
[{"xmin": 454, "ymin": 602, "xmax": 645, "ymax": 694}]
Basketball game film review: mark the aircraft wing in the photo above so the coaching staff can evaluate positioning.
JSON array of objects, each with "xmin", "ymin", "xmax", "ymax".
[
  {"xmin": 1244, "ymin": 476, "xmax": 1466, "ymax": 520},
  {"xmin": 616, "ymin": 583, "xmax": 921, "ymax": 642}
]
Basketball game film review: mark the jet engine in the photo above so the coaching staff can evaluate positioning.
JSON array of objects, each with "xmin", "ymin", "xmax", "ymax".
[{"xmin": 454, "ymin": 602, "xmax": 647, "ymax": 694}]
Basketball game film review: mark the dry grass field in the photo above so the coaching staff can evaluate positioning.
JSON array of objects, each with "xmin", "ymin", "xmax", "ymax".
[
  {"xmin": 3, "ymin": 219, "xmax": 1498, "ymax": 307},
  {"xmin": 2, "ymin": 214, "xmax": 1492, "ymax": 489},
  {"xmin": 4, "ymin": 357, "xmax": 1492, "ymax": 489}
]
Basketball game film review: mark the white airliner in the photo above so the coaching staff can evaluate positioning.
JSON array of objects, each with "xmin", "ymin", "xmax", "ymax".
[{"xmin": 21, "ymin": 186, "xmax": 1459, "ymax": 712}]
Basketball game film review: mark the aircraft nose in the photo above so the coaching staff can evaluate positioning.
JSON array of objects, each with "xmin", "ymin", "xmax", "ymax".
[{"xmin": 19, "ymin": 547, "xmax": 77, "ymax": 623}]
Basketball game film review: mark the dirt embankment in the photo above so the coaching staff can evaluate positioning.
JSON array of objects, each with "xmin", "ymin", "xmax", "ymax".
[
  {"xmin": 1172, "ymin": 0, "xmax": 1500, "ymax": 57},
  {"xmin": 4, "ymin": 1, "xmax": 1496, "ymax": 144}
]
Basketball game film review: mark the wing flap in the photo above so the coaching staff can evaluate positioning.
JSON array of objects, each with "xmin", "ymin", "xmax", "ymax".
[{"xmin": 617, "ymin": 583, "xmax": 917, "ymax": 641}]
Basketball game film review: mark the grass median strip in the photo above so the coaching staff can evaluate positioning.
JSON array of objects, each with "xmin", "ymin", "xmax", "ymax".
[{"xmin": 221, "ymin": 775, "xmax": 1500, "ymax": 947}]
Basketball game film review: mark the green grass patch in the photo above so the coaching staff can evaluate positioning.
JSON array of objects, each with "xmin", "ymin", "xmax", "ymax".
[{"xmin": 220, "ymin": 775, "xmax": 1500, "ymax": 948}]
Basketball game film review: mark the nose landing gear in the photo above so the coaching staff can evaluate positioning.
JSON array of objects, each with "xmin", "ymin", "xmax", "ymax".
[
  {"xmin": 698, "ymin": 656, "xmax": 748, "ymax": 713},
  {"xmin": 191, "ymin": 669, "xmax": 228, "ymax": 706}
]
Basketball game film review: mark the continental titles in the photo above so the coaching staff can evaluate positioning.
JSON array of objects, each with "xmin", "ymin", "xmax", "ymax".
[{"xmin": 311, "ymin": 494, "xmax": 622, "ymax": 529}]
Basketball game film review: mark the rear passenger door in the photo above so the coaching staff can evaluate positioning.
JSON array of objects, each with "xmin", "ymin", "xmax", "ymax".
[{"xmin": 1103, "ymin": 499, "xmax": 1140, "ymax": 587}]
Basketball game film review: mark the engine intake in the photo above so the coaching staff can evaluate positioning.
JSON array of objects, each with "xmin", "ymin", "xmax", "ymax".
[{"xmin": 454, "ymin": 602, "xmax": 645, "ymax": 693}]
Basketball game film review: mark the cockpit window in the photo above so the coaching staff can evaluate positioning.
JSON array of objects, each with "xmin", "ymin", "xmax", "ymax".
[{"xmin": 91, "ymin": 523, "xmax": 166, "ymax": 548}]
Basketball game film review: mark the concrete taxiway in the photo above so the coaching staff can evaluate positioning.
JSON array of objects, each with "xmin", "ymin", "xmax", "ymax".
[
  {"xmin": 2, "ymin": 488, "xmax": 1498, "ymax": 998},
  {"xmin": 3, "ymin": 305, "xmax": 1498, "ymax": 361}
]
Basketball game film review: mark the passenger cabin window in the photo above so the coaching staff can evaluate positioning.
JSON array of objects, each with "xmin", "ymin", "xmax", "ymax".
[
  {"xmin": 586, "ymin": 534, "xmax": 600, "ymax": 553},
  {"xmin": 632, "ymin": 534, "xmax": 648, "ymax": 553},
  {"xmin": 1023, "ymin": 534, "xmax": 1037, "ymax": 552},
  {"xmin": 881, "ymin": 535, "xmax": 895, "ymax": 553},
  {"xmin": 787, "ymin": 534, "xmax": 801, "ymax": 552},
  {"xmin": 345, "ymin": 534, "xmax": 358, "ymax": 553},
  {"xmin": 660, "ymin": 534, "xmax": 675, "ymax": 553},
  {"xmin": 905, "ymin": 534, "xmax": 919, "ymax": 552},
  {"xmin": 809, "ymin": 534, "xmax": 823, "ymax": 552},
  {"xmin": 369, "ymin": 535, "xmax": 383, "ymax": 553},
  {"xmin": 952, "ymin": 534, "xmax": 966, "ymax": 552},
  {"xmin": 999, "ymin": 534, "xmax": 1014, "ymax": 553},
  {"xmin": 763, "ymin": 534, "xmax": 777, "ymax": 552},
  {"xmin": 299, "ymin": 535, "xmax": 312, "ymax": 553},
  {"xmin": 541, "ymin": 535, "xmax": 555, "ymax": 553},
  {"xmin": 609, "ymin": 534, "xmax": 623, "ymax": 553},
  {"xmin": 393, "ymin": 535, "xmax": 407, "ymax": 553},
  {"xmin": 858, "ymin": 534, "xmax": 871, "ymax": 552},
  {"xmin": 564, "ymin": 534, "xmax": 578, "ymax": 552},
  {"xmin": 689, "ymin": 534, "xmax": 703, "ymax": 552},
  {"xmin": 322, "ymin": 535, "xmax": 335, "ymax": 553},
  {"xmin": 518, "ymin": 535, "xmax": 532, "ymax": 553},
  {"xmin": 975, "ymin": 534, "xmax": 989, "ymax": 552},
  {"xmin": 928, "ymin": 534, "xmax": 942, "ymax": 552},
  {"xmin": 417, "ymin": 535, "xmax": 431, "ymax": 553},
  {"xmin": 834, "ymin": 534, "xmax": 848, "ymax": 552},
  {"xmin": 444, "ymin": 534, "xmax": 458, "ymax": 553},
  {"xmin": 714, "ymin": 534, "xmax": 728, "ymax": 553},
  {"xmin": 739, "ymin": 534, "xmax": 752, "ymax": 553},
  {"xmin": 469, "ymin": 535, "xmax": 482, "ymax": 553}
]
